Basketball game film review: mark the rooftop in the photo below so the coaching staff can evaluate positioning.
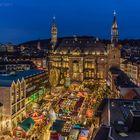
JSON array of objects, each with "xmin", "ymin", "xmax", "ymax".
[
  {"xmin": 51, "ymin": 120, "xmax": 65, "ymax": 132},
  {"xmin": 0, "ymin": 60, "xmax": 34, "ymax": 65},
  {"xmin": 53, "ymin": 36, "xmax": 106, "ymax": 53},
  {"xmin": 0, "ymin": 69, "xmax": 45, "ymax": 87},
  {"xmin": 122, "ymin": 59, "xmax": 140, "ymax": 65},
  {"xmin": 95, "ymin": 99, "xmax": 140, "ymax": 140},
  {"xmin": 93, "ymin": 126, "xmax": 110, "ymax": 140},
  {"xmin": 109, "ymin": 67, "xmax": 122, "ymax": 75},
  {"xmin": 115, "ymin": 72, "xmax": 138, "ymax": 88},
  {"xmin": 19, "ymin": 117, "xmax": 35, "ymax": 132}
]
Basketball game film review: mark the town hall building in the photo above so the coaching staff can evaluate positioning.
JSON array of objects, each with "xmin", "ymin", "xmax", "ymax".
[{"xmin": 48, "ymin": 13, "xmax": 121, "ymax": 86}]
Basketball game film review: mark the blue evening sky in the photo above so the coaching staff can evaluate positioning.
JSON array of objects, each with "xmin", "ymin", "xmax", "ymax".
[{"xmin": 0, "ymin": 0, "xmax": 139, "ymax": 44}]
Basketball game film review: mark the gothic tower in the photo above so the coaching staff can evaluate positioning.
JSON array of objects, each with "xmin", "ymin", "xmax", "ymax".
[
  {"xmin": 108, "ymin": 11, "xmax": 121, "ymax": 69},
  {"xmin": 111, "ymin": 11, "xmax": 118, "ymax": 45},
  {"xmin": 51, "ymin": 16, "xmax": 58, "ymax": 49}
]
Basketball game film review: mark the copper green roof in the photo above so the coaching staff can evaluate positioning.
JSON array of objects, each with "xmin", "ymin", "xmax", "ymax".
[{"xmin": 19, "ymin": 117, "xmax": 35, "ymax": 132}]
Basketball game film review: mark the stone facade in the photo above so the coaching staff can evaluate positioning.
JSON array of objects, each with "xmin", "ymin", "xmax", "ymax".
[
  {"xmin": 0, "ymin": 79, "xmax": 26, "ymax": 131},
  {"xmin": 48, "ymin": 14, "xmax": 121, "ymax": 86}
]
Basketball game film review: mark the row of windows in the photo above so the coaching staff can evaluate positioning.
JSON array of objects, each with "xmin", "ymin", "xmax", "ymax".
[
  {"xmin": 85, "ymin": 71, "xmax": 104, "ymax": 78},
  {"xmin": 58, "ymin": 70, "xmax": 104, "ymax": 79},
  {"xmin": 85, "ymin": 63, "xmax": 95, "ymax": 69},
  {"xmin": 54, "ymin": 51, "xmax": 107, "ymax": 55},
  {"xmin": 52, "ymin": 62, "xmax": 69, "ymax": 68},
  {"xmin": 53, "ymin": 62, "xmax": 105, "ymax": 69},
  {"xmin": 52, "ymin": 58, "xmax": 69, "ymax": 61}
]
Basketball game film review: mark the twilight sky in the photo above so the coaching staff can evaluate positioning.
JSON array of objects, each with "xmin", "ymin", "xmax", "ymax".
[{"xmin": 0, "ymin": 0, "xmax": 140, "ymax": 44}]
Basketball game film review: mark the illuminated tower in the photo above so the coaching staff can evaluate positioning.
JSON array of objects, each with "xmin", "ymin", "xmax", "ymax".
[
  {"xmin": 107, "ymin": 11, "xmax": 121, "ymax": 69},
  {"xmin": 51, "ymin": 16, "xmax": 58, "ymax": 48},
  {"xmin": 111, "ymin": 11, "xmax": 118, "ymax": 45}
]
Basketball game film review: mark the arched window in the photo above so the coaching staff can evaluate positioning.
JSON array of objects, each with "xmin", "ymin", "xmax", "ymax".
[
  {"xmin": 73, "ymin": 60, "xmax": 79, "ymax": 73},
  {"xmin": 11, "ymin": 83, "xmax": 16, "ymax": 104},
  {"xmin": 16, "ymin": 81, "xmax": 20, "ymax": 101},
  {"xmin": 21, "ymin": 80, "xmax": 25, "ymax": 99}
]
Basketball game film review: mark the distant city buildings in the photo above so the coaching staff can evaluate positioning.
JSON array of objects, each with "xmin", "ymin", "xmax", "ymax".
[
  {"xmin": 0, "ymin": 43, "xmax": 15, "ymax": 53},
  {"xmin": 122, "ymin": 45, "xmax": 140, "ymax": 60},
  {"xmin": 121, "ymin": 59, "xmax": 140, "ymax": 87}
]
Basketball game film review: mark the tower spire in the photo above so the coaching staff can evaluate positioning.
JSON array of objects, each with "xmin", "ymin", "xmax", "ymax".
[
  {"xmin": 52, "ymin": 16, "xmax": 56, "ymax": 26},
  {"xmin": 111, "ymin": 10, "xmax": 118, "ymax": 45},
  {"xmin": 113, "ymin": 10, "xmax": 116, "ymax": 16},
  {"xmin": 51, "ymin": 16, "xmax": 58, "ymax": 49}
]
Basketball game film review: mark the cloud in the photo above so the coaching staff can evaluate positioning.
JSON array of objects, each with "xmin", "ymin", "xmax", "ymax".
[{"xmin": 0, "ymin": 2, "xmax": 13, "ymax": 7}]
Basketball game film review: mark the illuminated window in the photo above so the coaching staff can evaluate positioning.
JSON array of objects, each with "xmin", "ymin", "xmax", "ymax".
[
  {"xmin": 86, "ymin": 72, "xmax": 88, "ymax": 77},
  {"xmin": 11, "ymin": 93, "xmax": 15, "ymax": 104},
  {"xmin": 85, "ymin": 52, "xmax": 88, "ymax": 55},
  {"xmin": 21, "ymin": 81, "xmax": 25, "ymax": 98},
  {"xmin": 59, "ymin": 62, "xmax": 61, "ymax": 67},
  {"xmin": 85, "ymin": 63, "xmax": 87, "ymax": 68},
  {"xmin": 66, "ymin": 63, "xmax": 69, "ymax": 67},
  {"xmin": 91, "ymin": 64, "xmax": 94, "ymax": 69},
  {"xmin": 11, "ymin": 85, "xmax": 16, "ymax": 104},
  {"xmin": 97, "ymin": 73, "xmax": 100, "ymax": 78},
  {"xmin": 73, "ymin": 61, "xmax": 79, "ymax": 73},
  {"xmin": 89, "ymin": 71, "xmax": 92, "ymax": 77},
  {"xmin": 16, "ymin": 82, "xmax": 20, "ymax": 101},
  {"xmin": 56, "ymin": 62, "xmax": 58, "ymax": 67}
]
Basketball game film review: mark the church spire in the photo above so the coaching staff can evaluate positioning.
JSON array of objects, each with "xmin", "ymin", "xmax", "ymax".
[
  {"xmin": 111, "ymin": 11, "xmax": 118, "ymax": 45},
  {"xmin": 51, "ymin": 16, "xmax": 58, "ymax": 48}
]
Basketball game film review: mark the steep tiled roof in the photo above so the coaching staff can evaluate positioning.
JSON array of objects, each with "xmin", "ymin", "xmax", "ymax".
[{"xmin": 54, "ymin": 37, "xmax": 106, "ymax": 53}]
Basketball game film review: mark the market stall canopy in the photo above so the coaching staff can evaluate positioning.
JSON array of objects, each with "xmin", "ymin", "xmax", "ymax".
[{"xmin": 19, "ymin": 117, "xmax": 35, "ymax": 132}]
